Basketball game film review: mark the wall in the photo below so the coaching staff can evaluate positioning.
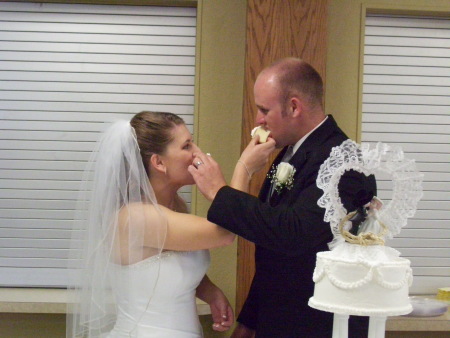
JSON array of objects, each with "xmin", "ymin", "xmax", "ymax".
[
  {"xmin": 193, "ymin": 0, "xmax": 247, "ymax": 335},
  {"xmin": 326, "ymin": 0, "xmax": 450, "ymax": 141},
  {"xmin": 0, "ymin": 0, "xmax": 247, "ymax": 337}
]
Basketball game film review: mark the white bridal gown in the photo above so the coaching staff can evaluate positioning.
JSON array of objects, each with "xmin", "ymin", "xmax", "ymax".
[{"xmin": 107, "ymin": 250, "xmax": 210, "ymax": 337}]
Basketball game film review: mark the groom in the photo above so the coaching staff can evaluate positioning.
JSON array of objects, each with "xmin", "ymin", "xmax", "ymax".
[{"xmin": 192, "ymin": 58, "xmax": 376, "ymax": 337}]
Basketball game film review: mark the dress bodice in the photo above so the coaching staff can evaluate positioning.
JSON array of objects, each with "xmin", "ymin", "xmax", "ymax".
[{"xmin": 107, "ymin": 250, "xmax": 210, "ymax": 337}]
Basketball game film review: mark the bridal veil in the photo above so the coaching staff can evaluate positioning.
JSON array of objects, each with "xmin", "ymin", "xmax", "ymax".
[{"xmin": 67, "ymin": 120, "xmax": 167, "ymax": 337}]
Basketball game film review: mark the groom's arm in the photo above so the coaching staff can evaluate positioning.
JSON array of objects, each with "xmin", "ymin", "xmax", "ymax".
[
  {"xmin": 207, "ymin": 170, "xmax": 376, "ymax": 255},
  {"xmin": 207, "ymin": 185, "xmax": 331, "ymax": 255}
]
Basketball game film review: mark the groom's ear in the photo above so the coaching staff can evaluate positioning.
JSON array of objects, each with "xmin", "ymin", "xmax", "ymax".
[
  {"xmin": 150, "ymin": 154, "xmax": 167, "ymax": 174},
  {"xmin": 290, "ymin": 97, "xmax": 303, "ymax": 118}
]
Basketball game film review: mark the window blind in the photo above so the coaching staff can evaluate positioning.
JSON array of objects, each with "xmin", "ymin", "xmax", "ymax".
[
  {"xmin": 0, "ymin": 2, "xmax": 196, "ymax": 287},
  {"xmin": 362, "ymin": 14, "xmax": 449, "ymax": 294}
]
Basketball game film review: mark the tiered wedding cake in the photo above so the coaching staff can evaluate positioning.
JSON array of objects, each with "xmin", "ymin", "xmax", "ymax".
[
  {"xmin": 309, "ymin": 243, "xmax": 413, "ymax": 316},
  {"xmin": 308, "ymin": 140, "xmax": 423, "ymax": 317}
]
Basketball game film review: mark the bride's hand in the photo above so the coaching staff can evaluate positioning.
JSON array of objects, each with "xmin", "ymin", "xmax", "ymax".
[
  {"xmin": 238, "ymin": 136, "xmax": 276, "ymax": 177},
  {"xmin": 196, "ymin": 275, "xmax": 234, "ymax": 331},
  {"xmin": 209, "ymin": 289, "xmax": 234, "ymax": 332}
]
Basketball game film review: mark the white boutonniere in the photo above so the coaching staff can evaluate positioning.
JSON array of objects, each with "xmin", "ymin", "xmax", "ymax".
[{"xmin": 268, "ymin": 162, "xmax": 296, "ymax": 193}]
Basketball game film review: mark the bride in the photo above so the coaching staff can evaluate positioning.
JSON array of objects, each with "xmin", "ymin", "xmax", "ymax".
[{"xmin": 67, "ymin": 111, "xmax": 275, "ymax": 337}]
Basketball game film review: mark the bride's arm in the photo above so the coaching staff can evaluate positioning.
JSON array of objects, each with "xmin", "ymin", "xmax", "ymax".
[
  {"xmin": 120, "ymin": 203, "xmax": 235, "ymax": 251},
  {"xmin": 230, "ymin": 160, "xmax": 252, "ymax": 193},
  {"xmin": 230, "ymin": 136, "xmax": 276, "ymax": 193},
  {"xmin": 163, "ymin": 206, "xmax": 235, "ymax": 250}
]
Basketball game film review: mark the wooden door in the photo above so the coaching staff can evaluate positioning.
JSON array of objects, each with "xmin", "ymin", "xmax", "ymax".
[{"xmin": 237, "ymin": 0, "xmax": 329, "ymax": 315}]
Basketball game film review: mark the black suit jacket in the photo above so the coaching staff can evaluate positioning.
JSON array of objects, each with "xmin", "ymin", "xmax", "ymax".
[{"xmin": 208, "ymin": 116, "xmax": 376, "ymax": 337}]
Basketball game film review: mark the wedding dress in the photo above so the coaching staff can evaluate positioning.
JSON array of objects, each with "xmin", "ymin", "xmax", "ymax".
[
  {"xmin": 67, "ymin": 120, "xmax": 211, "ymax": 337},
  {"xmin": 107, "ymin": 250, "xmax": 210, "ymax": 337}
]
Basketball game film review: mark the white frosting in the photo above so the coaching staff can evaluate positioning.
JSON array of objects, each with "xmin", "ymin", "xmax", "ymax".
[
  {"xmin": 250, "ymin": 126, "xmax": 259, "ymax": 138},
  {"xmin": 308, "ymin": 298, "xmax": 412, "ymax": 317},
  {"xmin": 308, "ymin": 244, "xmax": 413, "ymax": 316}
]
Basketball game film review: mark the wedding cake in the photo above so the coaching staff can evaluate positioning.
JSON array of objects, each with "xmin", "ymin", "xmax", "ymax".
[
  {"xmin": 309, "ymin": 244, "xmax": 413, "ymax": 316},
  {"xmin": 308, "ymin": 140, "xmax": 423, "ymax": 317}
]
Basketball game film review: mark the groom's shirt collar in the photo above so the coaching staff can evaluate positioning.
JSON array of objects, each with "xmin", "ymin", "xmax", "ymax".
[{"xmin": 291, "ymin": 116, "xmax": 328, "ymax": 156}]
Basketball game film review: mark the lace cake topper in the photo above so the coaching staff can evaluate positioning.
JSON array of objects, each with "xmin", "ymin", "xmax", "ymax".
[{"xmin": 317, "ymin": 140, "xmax": 423, "ymax": 249}]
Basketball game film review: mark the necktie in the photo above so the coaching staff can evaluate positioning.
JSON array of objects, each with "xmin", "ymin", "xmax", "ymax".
[{"xmin": 281, "ymin": 145, "xmax": 294, "ymax": 162}]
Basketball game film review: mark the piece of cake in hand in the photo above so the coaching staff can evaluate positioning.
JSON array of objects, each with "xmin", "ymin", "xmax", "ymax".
[{"xmin": 251, "ymin": 126, "xmax": 271, "ymax": 143}]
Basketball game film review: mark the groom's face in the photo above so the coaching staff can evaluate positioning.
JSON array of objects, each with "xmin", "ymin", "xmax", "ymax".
[{"xmin": 254, "ymin": 72, "xmax": 291, "ymax": 148}]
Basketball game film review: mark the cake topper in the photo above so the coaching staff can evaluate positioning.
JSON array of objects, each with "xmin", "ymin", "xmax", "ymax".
[{"xmin": 316, "ymin": 139, "xmax": 423, "ymax": 249}]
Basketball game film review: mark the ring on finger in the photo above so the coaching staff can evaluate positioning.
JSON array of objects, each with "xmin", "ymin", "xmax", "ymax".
[{"xmin": 196, "ymin": 161, "xmax": 203, "ymax": 167}]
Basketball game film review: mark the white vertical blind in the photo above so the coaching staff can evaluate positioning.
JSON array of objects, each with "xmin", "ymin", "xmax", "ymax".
[
  {"xmin": 0, "ymin": 2, "xmax": 196, "ymax": 287},
  {"xmin": 362, "ymin": 15, "xmax": 450, "ymax": 294}
]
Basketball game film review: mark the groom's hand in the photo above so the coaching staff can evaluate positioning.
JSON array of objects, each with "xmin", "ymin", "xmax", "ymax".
[{"xmin": 188, "ymin": 152, "xmax": 226, "ymax": 201}]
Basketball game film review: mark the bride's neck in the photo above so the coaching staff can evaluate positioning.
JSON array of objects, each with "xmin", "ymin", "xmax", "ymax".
[{"xmin": 149, "ymin": 176, "xmax": 179, "ymax": 210}]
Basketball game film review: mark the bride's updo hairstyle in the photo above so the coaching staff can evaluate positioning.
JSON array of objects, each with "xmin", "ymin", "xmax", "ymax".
[{"xmin": 130, "ymin": 111, "xmax": 185, "ymax": 176}]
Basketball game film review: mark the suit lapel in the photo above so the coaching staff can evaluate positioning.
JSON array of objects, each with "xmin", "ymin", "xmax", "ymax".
[
  {"xmin": 261, "ymin": 115, "xmax": 346, "ymax": 205},
  {"xmin": 269, "ymin": 149, "xmax": 307, "ymax": 205},
  {"xmin": 259, "ymin": 148, "xmax": 287, "ymax": 202}
]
